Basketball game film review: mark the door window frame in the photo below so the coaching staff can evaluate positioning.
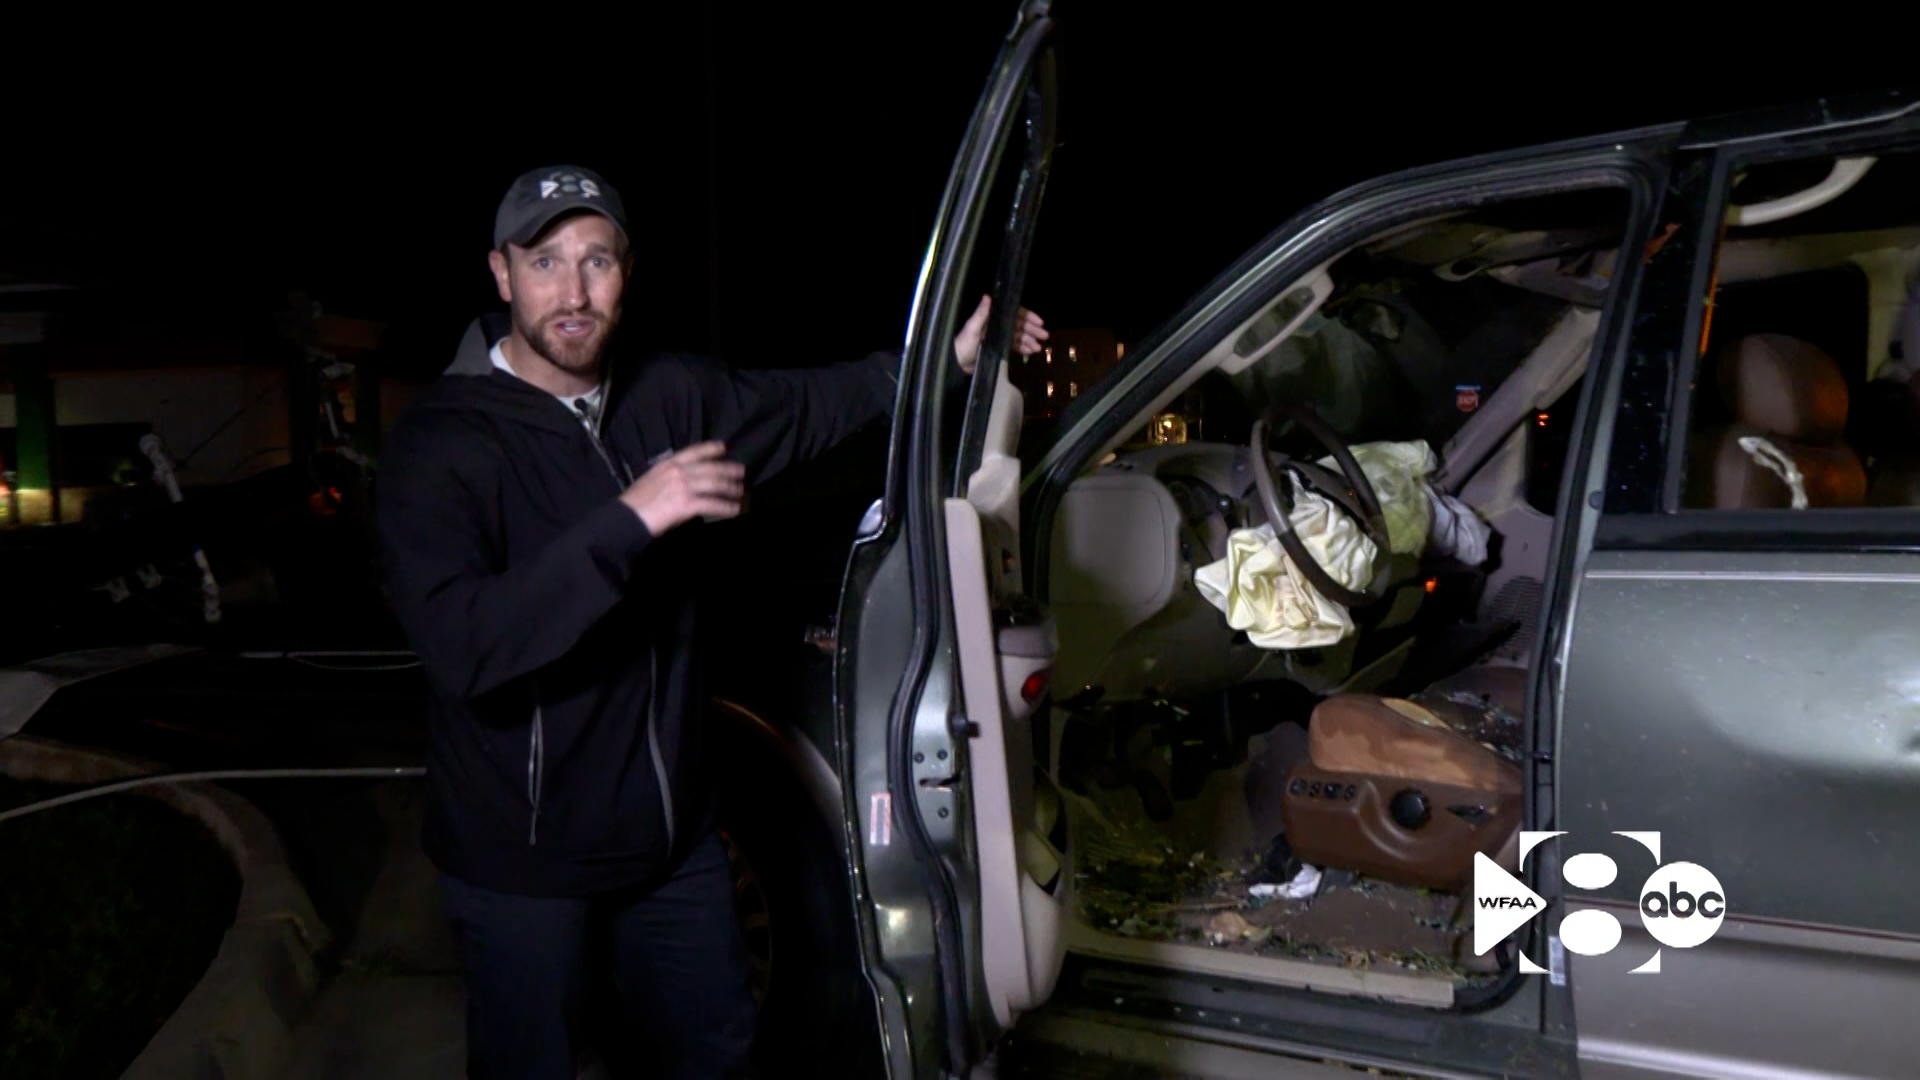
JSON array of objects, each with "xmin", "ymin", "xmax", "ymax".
[
  {"xmin": 857, "ymin": 5, "xmax": 1060, "ymax": 1072},
  {"xmin": 1022, "ymin": 149, "xmax": 1672, "ymax": 603},
  {"xmin": 1594, "ymin": 121, "xmax": 1920, "ymax": 552},
  {"xmin": 1004, "ymin": 145, "xmax": 1670, "ymax": 1035}
]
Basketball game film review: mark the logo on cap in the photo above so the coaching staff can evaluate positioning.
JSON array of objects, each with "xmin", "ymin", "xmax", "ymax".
[{"xmin": 538, "ymin": 173, "xmax": 601, "ymax": 200}]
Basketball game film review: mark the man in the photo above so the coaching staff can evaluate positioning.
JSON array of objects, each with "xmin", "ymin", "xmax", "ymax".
[{"xmin": 375, "ymin": 165, "xmax": 1044, "ymax": 1079}]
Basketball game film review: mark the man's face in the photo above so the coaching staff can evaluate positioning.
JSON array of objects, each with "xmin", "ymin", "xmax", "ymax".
[{"xmin": 487, "ymin": 213, "xmax": 628, "ymax": 377}]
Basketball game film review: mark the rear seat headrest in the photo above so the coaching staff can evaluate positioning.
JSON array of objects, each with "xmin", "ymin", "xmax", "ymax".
[{"xmin": 1716, "ymin": 334, "xmax": 1850, "ymax": 444}]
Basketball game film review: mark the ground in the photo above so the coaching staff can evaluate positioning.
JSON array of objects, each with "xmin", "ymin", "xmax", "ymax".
[
  {"xmin": 272, "ymin": 780, "xmax": 469, "ymax": 1079},
  {"xmin": 0, "ymin": 779, "xmax": 240, "ymax": 1080}
]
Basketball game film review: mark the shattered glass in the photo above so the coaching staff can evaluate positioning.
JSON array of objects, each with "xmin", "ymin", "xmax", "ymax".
[
  {"xmin": 1067, "ymin": 772, "xmax": 1501, "ymax": 984},
  {"xmin": 1409, "ymin": 688, "xmax": 1527, "ymax": 765}
]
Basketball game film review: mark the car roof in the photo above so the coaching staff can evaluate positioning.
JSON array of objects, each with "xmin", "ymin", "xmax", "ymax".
[{"xmin": 1680, "ymin": 87, "xmax": 1918, "ymax": 148}]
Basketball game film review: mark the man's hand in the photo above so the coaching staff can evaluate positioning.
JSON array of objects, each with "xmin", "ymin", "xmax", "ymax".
[
  {"xmin": 953, "ymin": 294, "xmax": 1049, "ymax": 376},
  {"xmin": 620, "ymin": 442, "xmax": 746, "ymax": 535}
]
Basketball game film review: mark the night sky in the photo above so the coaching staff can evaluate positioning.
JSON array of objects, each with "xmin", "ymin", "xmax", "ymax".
[{"xmin": 1, "ymin": 9, "xmax": 1904, "ymax": 380}]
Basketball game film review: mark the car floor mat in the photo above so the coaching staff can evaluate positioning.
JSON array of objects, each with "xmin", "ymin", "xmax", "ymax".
[{"xmin": 1067, "ymin": 763, "xmax": 1495, "ymax": 985}]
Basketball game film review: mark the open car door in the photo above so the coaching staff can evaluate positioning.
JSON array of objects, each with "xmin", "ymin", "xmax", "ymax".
[{"xmin": 834, "ymin": 4, "xmax": 1066, "ymax": 1077}]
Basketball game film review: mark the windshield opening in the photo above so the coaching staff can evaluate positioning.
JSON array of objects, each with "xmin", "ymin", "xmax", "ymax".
[{"xmin": 1167, "ymin": 187, "xmax": 1630, "ymax": 460}]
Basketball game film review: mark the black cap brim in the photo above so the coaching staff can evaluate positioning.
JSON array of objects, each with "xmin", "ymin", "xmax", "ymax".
[{"xmin": 497, "ymin": 203, "xmax": 629, "ymax": 251}]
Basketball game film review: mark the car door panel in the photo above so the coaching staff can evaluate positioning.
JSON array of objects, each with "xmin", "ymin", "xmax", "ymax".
[
  {"xmin": 839, "ymin": 537, "xmax": 954, "ymax": 1077},
  {"xmin": 1559, "ymin": 549, "xmax": 1920, "ymax": 1077},
  {"xmin": 1556, "ymin": 100, "xmax": 1920, "ymax": 1077},
  {"xmin": 944, "ymin": 499, "xmax": 1068, "ymax": 1026},
  {"xmin": 1562, "ymin": 551, "xmax": 1920, "ymax": 933},
  {"xmin": 837, "ymin": 6, "xmax": 1060, "ymax": 1076},
  {"xmin": 1571, "ymin": 905, "xmax": 1920, "ymax": 1079}
]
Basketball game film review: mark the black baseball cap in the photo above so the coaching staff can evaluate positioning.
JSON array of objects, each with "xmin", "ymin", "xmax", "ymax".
[{"xmin": 493, "ymin": 165, "xmax": 629, "ymax": 250}]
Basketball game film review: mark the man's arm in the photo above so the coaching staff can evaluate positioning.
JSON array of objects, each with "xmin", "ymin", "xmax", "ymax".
[
  {"xmin": 376, "ymin": 419, "xmax": 654, "ymax": 702},
  {"xmin": 677, "ymin": 351, "xmax": 901, "ymax": 487},
  {"xmin": 668, "ymin": 297, "xmax": 1047, "ymax": 485}
]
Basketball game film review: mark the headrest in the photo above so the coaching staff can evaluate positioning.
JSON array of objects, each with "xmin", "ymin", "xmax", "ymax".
[{"xmin": 1716, "ymin": 335, "xmax": 1850, "ymax": 444}]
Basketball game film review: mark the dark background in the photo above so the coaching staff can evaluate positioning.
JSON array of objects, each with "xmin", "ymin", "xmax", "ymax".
[
  {"xmin": 2, "ymin": 9, "xmax": 1902, "ymax": 375},
  {"xmin": 0, "ymin": 8, "xmax": 1906, "ymax": 656}
]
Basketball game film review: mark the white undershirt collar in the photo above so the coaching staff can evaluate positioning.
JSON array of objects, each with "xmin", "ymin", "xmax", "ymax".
[{"xmin": 491, "ymin": 340, "xmax": 604, "ymax": 421}]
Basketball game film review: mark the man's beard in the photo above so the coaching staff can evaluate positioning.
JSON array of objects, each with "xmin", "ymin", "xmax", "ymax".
[{"xmin": 513, "ymin": 302, "xmax": 620, "ymax": 379}]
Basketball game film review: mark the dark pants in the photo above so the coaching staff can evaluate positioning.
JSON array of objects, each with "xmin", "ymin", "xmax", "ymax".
[{"xmin": 441, "ymin": 829, "xmax": 758, "ymax": 1080}]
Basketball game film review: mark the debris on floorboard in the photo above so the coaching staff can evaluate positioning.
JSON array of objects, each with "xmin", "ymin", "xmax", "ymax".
[{"xmin": 1067, "ymin": 771, "xmax": 1497, "ymax": 984}]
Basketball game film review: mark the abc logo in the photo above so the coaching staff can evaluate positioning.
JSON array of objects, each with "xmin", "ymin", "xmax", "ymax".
[
  {"xmin": 1639, "ymin": 861, "xmax": 1726, "ymax": 950},
  {"xmin": 1476, "ymin": 832, "xmax": 1729, "ymax": 968}
]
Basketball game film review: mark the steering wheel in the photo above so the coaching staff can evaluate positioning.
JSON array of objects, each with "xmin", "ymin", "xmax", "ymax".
[{"xmin": 1247, "ymin": 402, "xmax": 1392, "ymax": 610}]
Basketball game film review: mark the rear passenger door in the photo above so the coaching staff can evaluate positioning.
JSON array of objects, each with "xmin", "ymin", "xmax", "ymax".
[{"xmin": 1554, "ymin": 95, "xmax": 1920, "ymax": 1078}]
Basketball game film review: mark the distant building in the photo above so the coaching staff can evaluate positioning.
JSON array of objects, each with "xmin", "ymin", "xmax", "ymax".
[
  {"xmin": 0, "ymin": 290, "xmax": 409, "ymax": 528},
  {"xmin": 1005, "ymin": 326, "xmax": 1127, "ymax": 421},
  {"xmin": 997, "ymin": 326, "xmax": 1208, "ymax": 445}
]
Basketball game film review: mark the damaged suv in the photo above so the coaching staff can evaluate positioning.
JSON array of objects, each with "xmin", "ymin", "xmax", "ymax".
[{"xmin": 830, "ymin": 5, "xmax": 1920, "ymax": 1077}]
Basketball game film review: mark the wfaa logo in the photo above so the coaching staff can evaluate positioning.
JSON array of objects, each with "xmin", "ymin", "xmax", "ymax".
[{"xmin": 1473, "ymin": 831, "xmax": 1725, "ymax": 977}]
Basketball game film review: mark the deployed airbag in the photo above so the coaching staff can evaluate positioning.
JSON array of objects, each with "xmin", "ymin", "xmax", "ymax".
[
  {"xmin": 1192, "ymin": 488, "xmax": 1377, "ymax": 650},
  {"xmin": 1317, "ymin": 440, "xmax": 1436, "ymax": 556},
  {"xmin": 1318, "ymin": 438, "xmax": 1490, "ymax": 566}
]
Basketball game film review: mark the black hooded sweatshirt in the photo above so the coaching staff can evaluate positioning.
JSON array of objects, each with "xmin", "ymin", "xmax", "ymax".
[{"xmin": 376, "ymin": 313, "xmax": 898, "ymax": 897}]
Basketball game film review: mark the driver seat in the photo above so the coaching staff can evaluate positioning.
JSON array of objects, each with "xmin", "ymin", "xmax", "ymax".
[{"xmin": 1280, "ymin": 692, "xmax": 1522, "ymax": 892}]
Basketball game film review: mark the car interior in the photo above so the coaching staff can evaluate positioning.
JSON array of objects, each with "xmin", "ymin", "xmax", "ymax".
[
  {"xmin": 1681, "ymin": 151, "xmax": 1920, "ymax": 511},
  {"xmin": 943, "ymin": 148, "xmax": 1920, "ymax": 1015}
]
